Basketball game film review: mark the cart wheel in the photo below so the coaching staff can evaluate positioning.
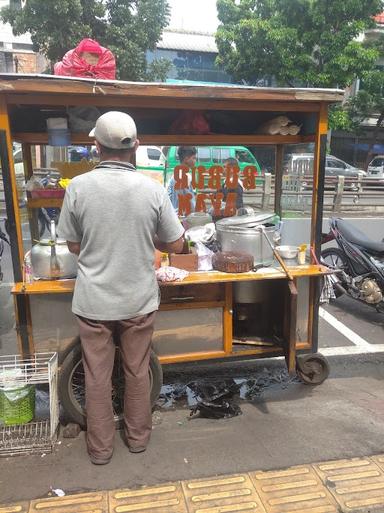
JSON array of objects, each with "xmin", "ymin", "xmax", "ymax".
[
  {"xmin": 296, "ymin": 353, "xmax": 330, "ymax": 385},
  {"xmin": 59, "ymin": 342, "xmax": 163, "ymax": 428}
]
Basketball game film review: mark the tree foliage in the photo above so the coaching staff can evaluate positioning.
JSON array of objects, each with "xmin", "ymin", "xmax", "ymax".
[
  {"xmin": 1, "ymin": 0, "xmax": 171, "ymax": 81},
  {"xmin": 334, "ymin": 36, "xmax": 384, "ymax": 167},
  {"xmin": 216, "ymin": 0, "xmax": 383, "ymax": 88}
]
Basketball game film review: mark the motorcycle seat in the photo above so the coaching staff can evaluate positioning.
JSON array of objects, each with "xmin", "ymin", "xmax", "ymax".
[{"xmin": 335, "ymin": 219, "xmax": 384, "ymax": 255}]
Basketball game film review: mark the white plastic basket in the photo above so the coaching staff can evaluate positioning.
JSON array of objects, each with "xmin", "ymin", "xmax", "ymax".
[{"xmin": 0, "ymin": 352, "xmax": 59, "ymax": 456}]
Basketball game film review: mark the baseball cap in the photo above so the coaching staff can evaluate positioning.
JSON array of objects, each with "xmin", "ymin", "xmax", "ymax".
[
  {"xmin": 77, "ymin": 38, "xmax": 102, "ymax": 55},
  {"xmin": 89, "ymin": 111, "xmax": 137, "ymax": 149}
]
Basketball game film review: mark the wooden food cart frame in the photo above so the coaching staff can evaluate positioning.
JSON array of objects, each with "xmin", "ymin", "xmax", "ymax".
[{"xmin": 0, "ymin": 74, "xmax": 343, "ymax": 385}]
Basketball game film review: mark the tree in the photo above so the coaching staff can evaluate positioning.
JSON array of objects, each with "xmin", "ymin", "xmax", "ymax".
[
  {"xmin": 1, "ymin": 0, "xmax": 171, "ymax": 81},
  {"xmin": 333, "ymin": 36, "xmax": 384, "ymax": 168},
  {"xmin": 216, "ymin": 0, "xmax": 383, "ymax": 88}
]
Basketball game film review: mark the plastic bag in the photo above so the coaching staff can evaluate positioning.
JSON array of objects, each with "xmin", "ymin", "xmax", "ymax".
[
  {"xmin": 54, "ymin": 39, "xmax": 116, "ymax": 80},
  {"xmin": 155, "ymin": 266, "xmax": 189, "ymax": 282},
  {"xmin": 195, "ymin": 242, "xmax": 214, "ymax": 271},
  {"xmin": 189, "ymin": 380, "xmax": 242, "ymax": 419},
  {"xmin": 169, "ymin": 110, "xmax": 210, "ymax": 134},
  {"xmin": 68, "ymin": 106, "xmax": 101, "ymax": 132}
]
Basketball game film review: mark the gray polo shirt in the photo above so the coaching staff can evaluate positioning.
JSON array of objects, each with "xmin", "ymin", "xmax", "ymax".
[{"xmin": 58, "ymin": 161, "xmax": 184, "ymax": 320}]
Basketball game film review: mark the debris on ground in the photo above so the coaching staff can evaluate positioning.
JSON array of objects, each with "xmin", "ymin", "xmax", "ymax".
[
  {"xmin": 51, "ymin": 488, "xmax": 65, "ymax": 497},
  {"xmin": 189, "ymin": 380, "xmax": 242, "ymax": 419},
  {"xmin": 152, "ymin": 411, "xmax": 162, "ymax": 426}
]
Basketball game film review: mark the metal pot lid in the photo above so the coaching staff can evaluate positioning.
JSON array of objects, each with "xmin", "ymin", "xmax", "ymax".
[{"xmin": 216, "ymin": 212, "xmax": 276, "ymax": 228}]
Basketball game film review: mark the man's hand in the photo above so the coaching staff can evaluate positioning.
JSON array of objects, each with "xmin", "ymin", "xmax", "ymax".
[
  {"xmin": 67, "ymin": 241, "xmax": 81, "ymax": 255},
  {"xmin": 154, "ymin": 235, "xmax": 185, "ymax": 254}
]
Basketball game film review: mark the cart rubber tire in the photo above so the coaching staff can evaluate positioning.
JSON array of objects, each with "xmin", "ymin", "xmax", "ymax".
[
  {"xmin": 320, "ymin": 248, "xmax": 349, "ymax": 298},
  {"xmin": 296, "ymin": 353, "xmax": 330, "ymax": 385},
  {"xmin": 59, "ymin": 342, "xmax": 163, "ymax": 428}
]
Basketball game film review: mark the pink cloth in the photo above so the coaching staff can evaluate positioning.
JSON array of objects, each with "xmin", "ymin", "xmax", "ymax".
[{"xmin": 54, "ymin": 39, "xmax": 116, "ymax": 80}]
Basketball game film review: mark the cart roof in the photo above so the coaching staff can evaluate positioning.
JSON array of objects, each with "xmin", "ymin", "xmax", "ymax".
[{"xmin": 0, "ymin": 73, "xmax": 344, "ymax": 104}]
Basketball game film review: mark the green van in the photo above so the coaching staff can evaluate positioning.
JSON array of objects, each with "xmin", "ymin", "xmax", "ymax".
[{"xmin": 163, "ymin": 146, "xmax": 262, "ymax": 188}]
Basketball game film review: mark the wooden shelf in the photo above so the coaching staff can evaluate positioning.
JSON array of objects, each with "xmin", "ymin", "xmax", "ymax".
[
  {"xmin": 13, "ymin": 132, "xmax": 315, "ymax": 146},
  {"xmin": 12, "ymin": 265, "xmax": 328, "ymax": 295},
  {"xmin": 27, "ymin": 198, "xmax": 63, "ymax": 208}
]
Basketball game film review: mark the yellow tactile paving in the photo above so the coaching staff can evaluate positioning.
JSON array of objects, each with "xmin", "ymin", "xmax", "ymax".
[
  {"xmin": 250, "ymin": 465, "xmax": 339, "ymax": 513},
  {"xmin": 0, "ymin": 505, "xmax": 29, "ymax": 513},
  {"xmin": 108, "ymin": 482, "xmax": 187, "ymax": 513},
  {"xmin": 29, "ymin": 491, "xmax": 108, "ymax": 512},
  {"xmin": 4, "ymin": 455, "xmax": 384, "ymax": 512},
  {"xmin": 372, "ymin": 454, "xmax": 384, "ymax": 473},
  {"xmin": 313, "ymin": 457, "xmax": 384, "ymax": 512},
  {"xmin": 182, "ymin": 473, "xmax": 266, "ymax": 513}
]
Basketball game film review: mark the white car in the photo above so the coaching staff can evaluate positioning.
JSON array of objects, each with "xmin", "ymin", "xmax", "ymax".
[
  {"xmin": 367, "ymin": 155, "xmax": 384, "ymax": 186},
  {"xmin": 135, "ymin": 145, "xmax": 165, "ymax": 169}
]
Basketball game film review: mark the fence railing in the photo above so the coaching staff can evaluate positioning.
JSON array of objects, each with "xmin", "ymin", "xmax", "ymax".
[
  {"xmin": 243, "ymin": 173, "xmax": 384, "ymax": 214},
  {"xmin": 2, "ymin": 173, "xmax": 384, "ymax": 220}
]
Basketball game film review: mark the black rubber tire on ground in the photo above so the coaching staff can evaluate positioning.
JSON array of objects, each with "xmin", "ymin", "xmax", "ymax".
[
  {"xmin": 321, "ymin": 247, "xmax": 350, "ymax": 298},
  {"xmin": 296, "ymin": 353, "xmax": 330, "ymax": 385},
  {"xmin": 58, "ymin": 341, "xmax": 163, "ymax": 428}
]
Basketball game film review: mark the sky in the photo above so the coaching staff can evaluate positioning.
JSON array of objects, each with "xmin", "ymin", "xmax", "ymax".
[{"xmin": 167, "ymin": 0, "xmax": 220, "ymax": 32}]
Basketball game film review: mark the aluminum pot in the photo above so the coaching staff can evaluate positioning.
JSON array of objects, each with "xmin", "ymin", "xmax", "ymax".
[
  {"xmin": 216, "ymin": 214, "xmax": 279, "ymax": 266},
  {"xmin": 31, "ymin": 220, "xmax": 78, "ymax": 280}
]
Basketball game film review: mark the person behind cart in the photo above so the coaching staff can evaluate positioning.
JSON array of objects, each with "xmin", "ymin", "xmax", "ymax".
[
  {"xmin": 167, "ymin": 146, "xmax": 197, "ymax": 213},
  {"xmin": 221, "ymin": 157, "xmax": 244, "ymax": 210},
  {"xmin": 209, "ymin": 157, "xmax": 244, "ymax": 221},
  {"xmin": 58, "ymin": 111, "xmax": 185, "ymax": 465}
]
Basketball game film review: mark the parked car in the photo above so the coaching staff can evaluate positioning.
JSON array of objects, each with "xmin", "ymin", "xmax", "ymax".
[
  {"xmin": 366, "ymin": 155, "xmax": 384, "ymax": 186},
  {"xmin": 135, "ymin": 145, "xmax": 166, "ymax": 185},
  {"xmin": 284, "ymin": 153, "xmax": 365, "ymax": 190},
  {"xmin": 163, "ymin": 145, "xmax": 262, "ymax": 188}
]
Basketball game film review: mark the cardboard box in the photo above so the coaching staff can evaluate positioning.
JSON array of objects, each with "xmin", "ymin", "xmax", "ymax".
[{"xmin": 169, "ymin": 253, "xmax": 198, "ymax": 271}]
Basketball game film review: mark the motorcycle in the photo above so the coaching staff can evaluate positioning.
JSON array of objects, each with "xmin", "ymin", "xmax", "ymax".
[{"xmin": 321, "ymin": 217, "xmax": 384, "ymax": 312}]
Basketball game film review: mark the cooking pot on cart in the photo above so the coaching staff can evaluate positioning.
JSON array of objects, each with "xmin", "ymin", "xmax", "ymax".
[
  {"xmin": 215, "ymin": 212, "xmax": 280, "ymax": 267},
  {"xmin": 31, "ymin": 220, "xmax": 78, "ymax": 280}
]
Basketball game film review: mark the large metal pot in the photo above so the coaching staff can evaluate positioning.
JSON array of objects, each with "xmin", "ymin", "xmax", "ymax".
[
  {"xmin": 31, "ymin": 220, "xmax": 78, "ymax": 280},
  {"xmin": 216, "ymin": 213, "xmax": 279, "ymax": 266}
]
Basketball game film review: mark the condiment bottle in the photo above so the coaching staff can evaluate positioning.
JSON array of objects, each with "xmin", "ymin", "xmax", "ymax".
[
  {"xmin": 160, "ymin": 253, "xmax": 169, "ymax": 267},
  {"xmin": 298, "ymin": 244, "xmax": 307, "ymax": 265}
]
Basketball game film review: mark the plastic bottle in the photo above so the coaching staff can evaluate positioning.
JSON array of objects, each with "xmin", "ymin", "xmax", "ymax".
[
  {"xmin": 160, "ymin": 253, "xmax": 169, "ymax": 267},
  {"xmin": 24, "ymin": 251, "xmax": 32, "ymax": 283}
]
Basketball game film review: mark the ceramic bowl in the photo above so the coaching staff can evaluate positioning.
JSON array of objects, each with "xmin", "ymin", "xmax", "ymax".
[{"xmin": 275, "ymin": 245, "xmax": 299, "ymax": 259}]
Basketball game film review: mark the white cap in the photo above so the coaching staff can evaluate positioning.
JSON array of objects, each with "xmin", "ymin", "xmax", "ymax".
[{"xmin": 89, "ymin": 111, "xmax": 137, "ymax": 149}]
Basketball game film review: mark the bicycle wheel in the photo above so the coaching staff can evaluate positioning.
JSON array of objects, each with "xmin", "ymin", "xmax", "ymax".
[{"xmin": 59, "ymin": 341, "xmax": 163, "ymax": 428}]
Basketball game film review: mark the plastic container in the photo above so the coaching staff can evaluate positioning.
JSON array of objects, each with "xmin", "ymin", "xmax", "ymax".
[
  {"xmin": 48, "ymin": 128, "xmax": 70, "ymax": 147},
  {"xmin": 29, "ymin": 189, "xmax": 65, "ymax": 199},
  {"xmin": 0, "ymin": 384, "xmax": 35, "ymax": 425}
]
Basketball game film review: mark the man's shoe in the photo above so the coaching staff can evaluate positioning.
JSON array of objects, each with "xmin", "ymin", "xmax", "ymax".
[
  {"xmin": 128, "ymin": 445, "xmax": 146, "ymax": 454},
  {"xmin": 88, "ymin": 452, "xmax": 112, "ymax": 465}
]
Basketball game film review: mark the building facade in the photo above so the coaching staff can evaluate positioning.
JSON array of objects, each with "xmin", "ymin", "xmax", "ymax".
[
  {"xmin": 147, "ymin": 29, "xmax": 233, "ymax": 84},
  {"xmin": 0, "ymin": 0, "xmax": 46, "ymax": 74}
]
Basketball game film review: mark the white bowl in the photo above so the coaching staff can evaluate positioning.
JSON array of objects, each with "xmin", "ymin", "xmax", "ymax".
[{"xmin": 275, "ymin": 245, "xmax": 298, "ymax": 259}]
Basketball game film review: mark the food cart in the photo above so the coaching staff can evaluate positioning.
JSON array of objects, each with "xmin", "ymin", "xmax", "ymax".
[{"xmin": 0, "ymin": 74, "xmax": 343, "ymax": 426}]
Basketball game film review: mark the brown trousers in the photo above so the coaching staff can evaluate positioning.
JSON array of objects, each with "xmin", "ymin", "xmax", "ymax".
[{"xmin": 76, "ymin": 312, "xmax": 156, "ymax": 459}]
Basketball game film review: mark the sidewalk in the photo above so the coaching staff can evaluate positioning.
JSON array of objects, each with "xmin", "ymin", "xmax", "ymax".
[
  {"xmin": 1, "ymin": 353, "xmax": 384, "ymax": 510},
  {"xmin": 3, "ymin": 453, "xmax": 384, "ymax": 512}
]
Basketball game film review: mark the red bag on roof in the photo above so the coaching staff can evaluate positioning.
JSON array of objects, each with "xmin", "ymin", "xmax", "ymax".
[
  {"xmin": 169, "ymin": 110, "xmax": 211, "ymax": 134},
  {"xmin": 54, "ymin": 38, "xmax": 116, "ymax": 80}
]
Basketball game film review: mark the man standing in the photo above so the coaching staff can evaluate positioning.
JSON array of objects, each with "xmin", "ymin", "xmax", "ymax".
[{"xmin": 58, "ymin": 111, "xmax": 185, "ymax": 465}]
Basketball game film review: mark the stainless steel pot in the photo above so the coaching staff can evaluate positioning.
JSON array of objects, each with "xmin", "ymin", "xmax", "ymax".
[
  {"xmin": 30, "ymin": 220, "xmax": 78, "ymax": 280},
  {"xmin": 216, "ymin": 214, "xmax": 279, "ymax": 266}
]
